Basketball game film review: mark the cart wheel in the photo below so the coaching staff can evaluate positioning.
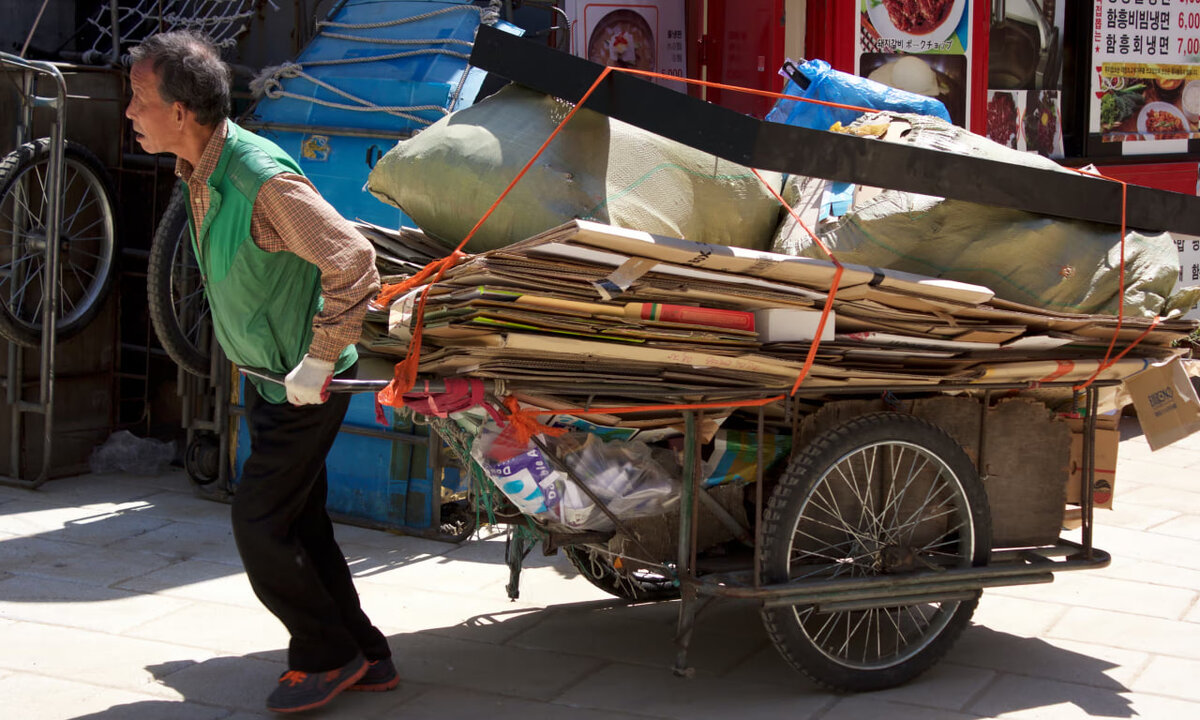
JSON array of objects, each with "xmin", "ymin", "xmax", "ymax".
[
  {"xmin": 147, "ymin": 181, "xmax": 211, "ymax": 377},
  {"xmin": 184, "ymin": 432, "xmax": 220, "ymax": 486},
  {"xmin": 564, "ymin": 545, "xmax": 679, "ymax": 602},
  {"xmin": 0, "ymin": 139, "xmax": 117, "ymax": 346},
  {"xmin": 759, "ymin": 412, "xmax": 991, "ymax": 692},
  {"xmin": 437, "ymin": 500, "xmax": 477, "ymax": 543}
]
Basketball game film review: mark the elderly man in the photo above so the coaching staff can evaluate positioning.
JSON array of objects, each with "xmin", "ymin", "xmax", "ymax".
[{"xmin": 126, "ymin": 31, "xmax": 394, "ymax": 713}]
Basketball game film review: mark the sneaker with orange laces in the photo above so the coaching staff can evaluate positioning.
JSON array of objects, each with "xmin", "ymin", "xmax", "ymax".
[
  {"xmin": 348, "ymin": 657, "xmax": 400, "ymax": 692},
  {"xmin": 266, "ymin": 654, "xmax": 367, "ymax": 713}
]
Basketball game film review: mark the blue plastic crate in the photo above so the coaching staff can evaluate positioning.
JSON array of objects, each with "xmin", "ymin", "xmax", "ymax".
[
  {"xmin": 233, "ymin": 379, "xmax": 464, "ymax": 531},
  {"xmin": 254, "ymin": 128, "xmax": 409, "ymax": 228},
  {"xmin": 252, "ymin": 0, "xmax": 489, "ymax": 134}
]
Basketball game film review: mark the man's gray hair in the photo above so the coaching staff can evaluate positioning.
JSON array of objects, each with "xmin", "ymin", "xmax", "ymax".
[{"xmin": 129, "ymin": 31, "xmax": 231, "ymax": 126}]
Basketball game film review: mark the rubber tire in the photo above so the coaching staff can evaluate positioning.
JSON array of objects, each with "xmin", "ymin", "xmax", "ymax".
[
  {"xmin": 147, "ymin": 182, "xmax": 211, "ymax": 377},
  {"xmin": 759, "ymin": 412, "xmax": 992, "ymax": 692},
  {"xmin": 0, "ymin": 139, "xmax": 117, "ymax": 346},
  {"xmin": 184, "ymin": 432, "xmax": 221, "ymax": 486},
  {"xmin": 437, "ymin": 500, "xmax": 478, "ymax": 543},
  {"xmin": 564, "ymin": 545, "xmax": 680, "ymax": 602}
]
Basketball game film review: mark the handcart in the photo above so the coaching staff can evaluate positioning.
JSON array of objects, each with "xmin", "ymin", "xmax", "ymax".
[
  {"xmin": 232, "ymin": 24, "xmax": 1199, "ymax": 693},
  {"xmin": 245, "ymin": 367, "xmax": 1116, "ymax": 692}
]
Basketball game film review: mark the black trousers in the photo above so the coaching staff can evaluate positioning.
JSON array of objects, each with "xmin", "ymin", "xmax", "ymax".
[{"xmin": 232, "ymin": 364, "xmax": 390, "ymax": 672}]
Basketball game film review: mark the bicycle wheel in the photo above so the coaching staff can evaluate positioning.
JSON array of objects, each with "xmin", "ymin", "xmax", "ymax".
[
  {"xmin": 147, "ymin": 182, "xmax": 211, "ymax": 377},
  {"xmin": 759, "ymin": 412, "xmax": 991, "ymax": 692},
  {"xmin": 0, "ymin": 139, "xmax": 117, "ymax": 346}
]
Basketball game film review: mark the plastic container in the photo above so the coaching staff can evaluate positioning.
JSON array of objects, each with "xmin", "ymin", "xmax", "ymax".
[
  {"xmin": 249, "ymin": 0, "xmax": 511, "ymax": 225},
  {"xmin": 232, "ymin": 377, "xmax": 465, "ymax": 532}
]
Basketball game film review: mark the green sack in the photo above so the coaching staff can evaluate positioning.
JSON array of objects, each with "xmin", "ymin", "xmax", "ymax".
[
  {"xmin": 773, "ymin": 112, "xmax": 1200, "ymax": 318},
  {"xmin": 367, "ymin": 84, "xmax": 784, "ymax": 252}
]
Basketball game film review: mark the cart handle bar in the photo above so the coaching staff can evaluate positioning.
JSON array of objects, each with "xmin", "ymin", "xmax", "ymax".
[{"xmin": 238, "ymin": 366, "xmax": 388, "ymax": 394}]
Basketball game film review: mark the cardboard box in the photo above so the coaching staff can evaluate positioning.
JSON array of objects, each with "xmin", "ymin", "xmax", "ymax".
[
  {"xmin": 1124, "ymin": 357, "xmax": 1200, "ymax": 451},
  {"xmin": 754, "ymin": 308, "xmax": 836, "ymax": 343},
  {"xmin": 1065, "ymin": 416, "xmax": 1119, "ymax": 510}
]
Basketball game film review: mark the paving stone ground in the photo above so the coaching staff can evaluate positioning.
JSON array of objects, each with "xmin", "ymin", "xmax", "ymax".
[{"xmin": 0, "ymin": 415, "xmax": 1197, "ymax": 719}]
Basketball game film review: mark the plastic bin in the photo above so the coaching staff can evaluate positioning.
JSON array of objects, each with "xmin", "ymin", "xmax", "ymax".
[{"xmin": 232, "ymin": 378, "xmax": 465, "ymax": 532}]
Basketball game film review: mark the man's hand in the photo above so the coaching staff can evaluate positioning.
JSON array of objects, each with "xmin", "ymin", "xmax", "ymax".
[{"xmin": 284, "ymin": 355, "xmax": 335, "ymax": 405}]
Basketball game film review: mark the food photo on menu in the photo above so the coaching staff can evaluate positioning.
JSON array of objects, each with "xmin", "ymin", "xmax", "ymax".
[
  {"xmin": 859, "ymin": 0, "xmax": 969, "ymax": 126},
  {"xmin": 875, "ymin": 0, "xmax": 957, "ymax": 34},
  {"xmin": 587, "ymin": 9, "xmax": 656, "ymax": 71},
  {"xmin": 986, "ymin": 90, "xmax": 1021, "ymax": 149},
  {"xmin": 862, "ymin": 53, "xmax": 967, "ymax": 126},
  {"xmin": 1098, "ymin": 74, "xmax": 1199, "ymax": 141},
  {"xmin": 1023, "ymin": 90, "xmax": 1062, "ymax": 157}
]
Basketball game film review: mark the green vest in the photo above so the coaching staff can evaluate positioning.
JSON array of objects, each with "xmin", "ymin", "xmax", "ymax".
[{"xmin": 183, "ymin": 120, "xmax": 356, "ymax": 404}]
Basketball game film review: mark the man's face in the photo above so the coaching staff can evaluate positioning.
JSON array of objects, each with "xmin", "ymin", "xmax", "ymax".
[{"xmin": 125, "ymin": 60, "xmax": 179, "ymax": 155}]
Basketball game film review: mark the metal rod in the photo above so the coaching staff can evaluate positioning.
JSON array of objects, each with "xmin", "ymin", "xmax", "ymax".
[
  {"xmin": 0, "ymin": 54, "xmax": 68, "ymax": 488},
  {"xmin": 108, "ymin": 0, "xmax": 121, "ymax": 65},
  {"xmin": 7, "ymin": 343, "xmax": 19, "ymax": 479},
  {"xmin": 977, "ymin": 390, "xmax": 991, "ymax": 475},
  {"xmin": 699, "ymin": 545, "xmax": 1109, "ymax": 601},
  {"xmin": 816, "ymin": 590, "xmax": 981, "ymax": 613},
  {"xmin": 216, "ymin": 355, "xmax": 232, "ymax": 493},
  {"xmin": 768, "ymin": 573, "xmax": 1054, "ymax": 609},
  {"xmin": 526, "ymin": 433, "xmax": 659, "ymax": 563},
  {"xmin": 678, "ymin": 411, "xmax": 696, "ymax": 580},
  {"xmin": 754, "ymin": 405, "xmax": 764, "ymax": 589},
  {"xmin": 1082, "ymin": 385, "xmax": 1099, "ymax": 559},
  {"xmin": 238, "ymin": 366, "xmax": 388, "ymax": 393},
  {"xmin": 227, "ymin": 403, "xmax": 429, "ymax": 444},
  {"xmin": 688, "ymin": 412, "xmax": 703, "ymax": 576},
  {"xmin": 672, "ymin": 409, "xmax": 699, "ymax": 678},
  {"xmin": 19, "ymin": 0, "xmax": 52, "ymax": 58},
  {"xmin": 691, "ymin": 482, "xmax": 752, "ymax": 544},
  {"xmin": 37, "ymin": 62, "xmax": 66, "ymax": 487}
]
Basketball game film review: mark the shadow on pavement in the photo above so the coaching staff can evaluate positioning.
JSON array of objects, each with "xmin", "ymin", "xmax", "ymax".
[{"xmin": 62, "ymin": 600, "xmax": 1136, "ymax": 719}]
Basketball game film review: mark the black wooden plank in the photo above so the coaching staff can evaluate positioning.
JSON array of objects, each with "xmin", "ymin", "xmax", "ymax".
[{"xmin": 471, "ymin": 25, "xmax": 1200, "ymax": 236}]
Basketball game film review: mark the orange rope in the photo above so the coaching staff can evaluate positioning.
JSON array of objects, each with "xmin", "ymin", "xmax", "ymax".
[
  {"xmin": 378, "ymin": 66, "xmax": 618, "ymax": 407},
  {"xmin": 751, "ymin": 168, "xmax": 845, "ymax": 395},
  {"xmin": 374, "ymin": 61, "xmax": 1145, "ymax": 428},
  {"xmin": 614, "ymin": 66, "xmax": 878, "ymax": 116},
  {"xmin": 1063, "ymin": 167, "xmax": 1156, "ymax": 392}
]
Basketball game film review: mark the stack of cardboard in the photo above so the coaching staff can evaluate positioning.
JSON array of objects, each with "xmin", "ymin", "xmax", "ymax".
[{"xmin": 359, "ymin": 219, "xmax": 1195, "ymax": 434}]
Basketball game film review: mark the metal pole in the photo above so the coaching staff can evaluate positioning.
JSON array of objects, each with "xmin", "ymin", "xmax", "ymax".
[
  {"xmin": 1081, "ymin": 385, "xmax": 1099, "ymax": 559},
  {"xmin": 37, "ymin": 67, "xmax": 65, "ymax": 485},
  {"xmin": 0, "ymin": 54, "xmax": 66, "ymax": 489},
  {"xmin": 754, "ymin": 406, "xmax": 764, "ymax": 589},
  {"xmin": 109, "ymin": 0, "xmax": 121, "ymax": 65}
]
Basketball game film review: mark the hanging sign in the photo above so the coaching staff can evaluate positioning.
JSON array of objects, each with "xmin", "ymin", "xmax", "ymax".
[
  {"xmin": 562, "ymin": 1, "xmax": 687, "ymax": 93},
  {"xmin": 856, "ymin": 0, "xmax": 973, "ymax": 128}
]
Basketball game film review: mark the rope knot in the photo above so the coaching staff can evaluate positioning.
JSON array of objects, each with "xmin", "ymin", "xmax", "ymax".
[
  {"xmin": 486, "ymin": 395, "xmax": 568, "ymax": 461},
  {"xmin": 250, "ymin": 62, "xmax": 303, "ymax": 99}
]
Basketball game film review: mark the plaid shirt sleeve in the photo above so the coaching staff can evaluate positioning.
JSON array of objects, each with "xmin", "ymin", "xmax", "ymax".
[{"xmin": 251, "ymin": 173, "xmax": 380, "ymax": 363}]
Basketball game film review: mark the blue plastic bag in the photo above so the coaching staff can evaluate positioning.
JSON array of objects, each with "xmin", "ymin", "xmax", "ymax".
[{"xmin": 765, "ymin": 58, "xmax": 950, "ymax": 132}]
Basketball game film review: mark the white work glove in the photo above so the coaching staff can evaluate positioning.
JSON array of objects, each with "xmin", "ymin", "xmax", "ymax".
[{"xmin": 284, "ymin": 354, "xmax": 336, "ymax": 405}]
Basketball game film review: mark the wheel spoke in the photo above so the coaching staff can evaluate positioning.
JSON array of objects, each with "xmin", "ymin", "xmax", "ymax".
[
  {"xmin": 0, "ymin": 250, "xmax": 45, "ymax": 273},
  {"xmin": 7, "ymin": 258, "xmax": 44, "ymax": 309},
  {"xmin": 11, "ymin": 185, "xmax": 45, "ymax": 226},
  {"xmin": 804, "ymin": 482, "xmax": 876, "ymax": 547},
  {"xmin": 62, "ymin": 215, "xmax": 105, "ymax": 240},
  {"xmin": 60, "ymin": 175, "xmax": 94, "ymax": 233},
  {"xmin": 776, "ymin": 423, "xmax": 981, "ymax": 683}
]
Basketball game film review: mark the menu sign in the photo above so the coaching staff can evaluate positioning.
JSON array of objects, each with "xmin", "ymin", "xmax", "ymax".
[
  {"xmin": 1091, "ymin": 0, "xmax": 1200, "ymax": 143},
  {"xmin": 856, "ymin": 0, "xmax": 973, "ymax": 127},
  {"xmin": 562, "ymin": 1, "xmax": 687, "ymax": 93}
]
